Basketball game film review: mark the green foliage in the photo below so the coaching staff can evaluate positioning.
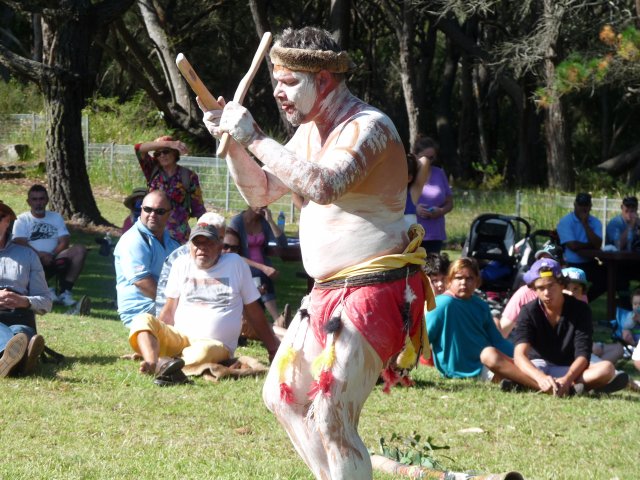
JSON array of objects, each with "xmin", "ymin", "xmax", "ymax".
[
  {"xmin": 378, "ymin": 431, "xmax": 450, "ymax": 469},
  {"xmin": 0, "ymin": 78, "xmax": 43, "ymax": 113},
  {"xmin": 85, "ymin": 91, "xmax": 169, "ymax": 144},
  {"xmin": 470, "ymin": 159, "xmax": 506, "ymax": 191}
]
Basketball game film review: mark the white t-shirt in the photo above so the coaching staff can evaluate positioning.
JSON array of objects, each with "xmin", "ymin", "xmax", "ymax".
[
  {"xmin": 633, "ymin": 340, "xmax": 640, "ymax": 362},
  {"xmin": 165, "ymin": 252, "xmax": 260, "ymax": 354},
  {"xmin": 12, "ymin": 211, "xmax": 69, "ymax": 254}
]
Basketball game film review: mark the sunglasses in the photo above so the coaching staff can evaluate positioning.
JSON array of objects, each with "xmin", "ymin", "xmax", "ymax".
[
  {"xmin": 223, "ymin": 243, "xmax": 240, "ymax": 252},
  {"xmin": 154, "ymin": 149, "xmax": 173, "ymax": 157},
  {"xmin": 142, "ymin": 206, "xmax": 169, "ymax": 215},
  {"xmin": 0, "ymin": 213, "xmax": 6, "ymax": 221}
]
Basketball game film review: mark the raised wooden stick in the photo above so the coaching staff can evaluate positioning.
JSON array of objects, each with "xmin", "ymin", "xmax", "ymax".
[
  {"xmin": 175, "ymin": 53, "xmax": 222, "ymax": 111},
  {"xmin": 216, "ymin": 31, "xmax": 272, "ymax": 158}
]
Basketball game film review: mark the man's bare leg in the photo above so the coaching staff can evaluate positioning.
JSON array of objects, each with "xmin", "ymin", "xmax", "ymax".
[
  {"xmin": 480, "ymin": 347, "xmax": 539, "ymax": 389},
  {"xmin": 136, "ymin": 331, "xmax": 159, "ymax": 374},
  {"xmin": 264, "ymin": 309, "xmax": 383, "ymax": 480},
  {"xmin": 57, "ymin": 244, "xmax": 87, "ymax": 283}
]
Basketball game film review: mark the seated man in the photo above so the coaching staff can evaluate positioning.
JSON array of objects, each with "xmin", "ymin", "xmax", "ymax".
[
  {"xmin": 512, "ymin": 258, "xmax": 627, "ymax": 396},
  {"xmin": 426, "ymin": 257, "xmax": 535, "ymax": 389},
  {"xmin": 0, "ymin": 201, "xmax": 51, "ymax": 377},
  {"xmin": 497, "ymin": 244, "xmax": 563, "ymax": 337},
  {"xmin": 114, "ymin": 191, "xmax": 180, "ymax": 328},
  {"xmin": 12, "ymin": 184, "xmax": 87, "ymax": 307},
  {"xmin": 556, "ymin": 192, "xmax": 606, "ymax": 302},
  {"xmin": 605, "ymin": 196, "xmax": 639, "ymax": 309},
  {"xmin": 128, "ymin": 220, "xmax": 280, "ymax": 383},
  {"xmin": 155, "ymin": 212, "xmax": 226, "ymax": 314}
]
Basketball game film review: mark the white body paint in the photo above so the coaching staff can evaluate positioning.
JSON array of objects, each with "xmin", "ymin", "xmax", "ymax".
[{"xmin": 202, "ymin": 64, "xmax": 410, "ymax": 480}]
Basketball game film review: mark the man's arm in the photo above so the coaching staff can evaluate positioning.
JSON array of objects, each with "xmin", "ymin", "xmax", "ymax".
[
  {"xmin": 243, "ymin": 300, "xmax": 280, "ymax": 362},
  {"xmin": 514, "ymin": 343, "xmax": 558, "ymax": 395},
  {"xmin": 53, "ymin": 235, "xmax": 70, "ymax": 257},
  {"xmin": 554, "ymin": 356, "xmax": 588, "ymax": 397},
  {"xmin": 204, "ymin": 100, "xmax": 393, "ymax": 206},
  {"xmin": 158, "ymin": 296, "xmax": 177, "ymax": 326},
  {"xmin": 133, "ymin": 277, "xmax": 157, "ymax": 300}
]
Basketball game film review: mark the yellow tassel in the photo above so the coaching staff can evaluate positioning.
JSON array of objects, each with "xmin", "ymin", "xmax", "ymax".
[
  {"xmin": 396, "ymin": 335, "xmax": 417, "ymax": 370},
  {"xmin": 311, "ymin": 340, "xmax": 336, "ymax": 378},
  {"xmin": 277, "ymin": 345, "xmax": 297, "ymax": 382}
]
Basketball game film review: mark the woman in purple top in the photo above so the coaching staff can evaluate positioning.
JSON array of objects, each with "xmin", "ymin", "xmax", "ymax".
[{"xmin": 414, "ymin": 137, "xmax": 453, "ymax": 253}]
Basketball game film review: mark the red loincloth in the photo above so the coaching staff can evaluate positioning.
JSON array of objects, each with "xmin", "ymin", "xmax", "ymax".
[{"xmin": 308, "ymin": 270, "xmax": 425, "ymax": 363}]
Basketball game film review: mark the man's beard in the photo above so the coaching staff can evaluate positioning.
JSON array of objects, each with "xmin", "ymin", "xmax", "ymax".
[{"xmin": 286, "ymin": 110, "xmax": 305, "ymax": 127}]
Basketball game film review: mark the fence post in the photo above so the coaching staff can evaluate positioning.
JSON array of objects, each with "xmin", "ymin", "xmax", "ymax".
[
  {"xmin": 225, "ymin": 163, "xmax": 231, "ymax": 211},
  {"xmin": 602, "ymin": 196, "xmax": 608, "ymax": 241},
  {"xmin": 110, "ymin": 142, "xmax": 114, "ymax": 181},
  {"xmin": 83, "ymin": 114, "xmax": 89, "ymax": 165},
  {"xmin": 31, "ymin": 113, "xmax": 36, "ymax": 141}
]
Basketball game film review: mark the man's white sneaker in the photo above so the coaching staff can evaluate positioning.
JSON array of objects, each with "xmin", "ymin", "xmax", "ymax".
[
  {"xmin": 48, "ymin": 287, "xmax": 58, "ymax": 302},
  {"xmin": 57, "ymin": 290, "xmax": 77, "ymax": 307}
]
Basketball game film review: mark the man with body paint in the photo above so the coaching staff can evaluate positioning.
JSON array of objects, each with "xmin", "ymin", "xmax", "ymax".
[{"xmin": 201, "ymin": 27, "xmax": 432, "ymax": 480}]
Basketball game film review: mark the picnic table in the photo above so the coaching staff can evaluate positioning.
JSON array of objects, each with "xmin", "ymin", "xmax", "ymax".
[{"xmin": 581, "ymin": 249, "xmax": 640, "ymax": 320}]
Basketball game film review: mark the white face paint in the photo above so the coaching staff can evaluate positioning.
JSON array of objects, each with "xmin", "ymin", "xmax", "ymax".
[{"xmin": 274, "ymin": 69, "xmax": 318, "ymax": 126}]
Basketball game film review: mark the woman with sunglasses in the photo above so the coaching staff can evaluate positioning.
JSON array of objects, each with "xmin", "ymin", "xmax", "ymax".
[{"xmin": 135, "ymin": 136, "xmax": 206, "ymax": 244}]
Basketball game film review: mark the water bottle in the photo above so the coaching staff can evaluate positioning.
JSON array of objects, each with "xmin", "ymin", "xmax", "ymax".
[{"xmin": 277, "ymin": 211, "xmax": 285, "ymax": 230}]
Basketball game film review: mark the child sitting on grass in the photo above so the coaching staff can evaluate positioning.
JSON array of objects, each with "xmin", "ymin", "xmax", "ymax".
[
  {"xmin": 424, "ymin": 252, "xmax": 450, "ymax": 296},
  {"xmin": 622, "ymin": 288, "xmax": 640, "ymax": 346},
  {"xmin": 562, "ymin": 267, "xmax": 624, "ymax": 363}
]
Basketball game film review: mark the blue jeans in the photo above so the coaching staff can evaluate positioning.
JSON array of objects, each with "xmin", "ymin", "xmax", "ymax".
[{"xmin": 0, "ymin": 323, "xmax": 35, "ymax": 353}]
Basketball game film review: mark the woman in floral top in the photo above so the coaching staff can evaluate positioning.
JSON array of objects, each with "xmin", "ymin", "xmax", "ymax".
[{"xmin": 134, "ymin": 136, "xmax": 206, "ymax": 244}]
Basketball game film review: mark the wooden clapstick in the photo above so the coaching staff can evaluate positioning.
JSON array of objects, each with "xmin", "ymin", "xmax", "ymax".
[
  {"xmin": 175, "ymin": 53, "xmax": 222, "ymax": 111},
  {"xmin": 216, "ymin": 31, "xmax": 272, "ymax": 158}
]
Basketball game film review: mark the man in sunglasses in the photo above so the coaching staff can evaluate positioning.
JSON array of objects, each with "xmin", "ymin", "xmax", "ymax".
[{"xmin": 114, "ymin": 191, "xmax": 180, "ymax": 328}]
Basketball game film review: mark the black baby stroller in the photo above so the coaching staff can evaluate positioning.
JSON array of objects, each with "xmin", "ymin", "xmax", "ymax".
[{"xmin": 461, "ymin": 214, "xmax": 531, "ymax": 296}]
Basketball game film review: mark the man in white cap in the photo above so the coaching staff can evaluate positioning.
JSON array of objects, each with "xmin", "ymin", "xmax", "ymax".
[{"xmin": 127, "ymin": 218, "xmax": 280, "ymax": 384}]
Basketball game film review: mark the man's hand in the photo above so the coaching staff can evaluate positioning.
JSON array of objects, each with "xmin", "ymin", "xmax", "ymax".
[
  {"xmin": 38, "ymin": 251, "xmax": 54, "ymax": 266},
  {"xmin": 0, "ymin": 289, "xmax": 29, "ymax": 309},
  {"xmin": 199, "ymin": 96, "xmax": 226, "ymax": 138},
  {"xmin": 220, "ymin": 101, "xmax": 261, "ymax": 146},
  {"xmin": 536, "ymin": 374, "xmax": 558, "ymax": 395},
  {"xmin": 260, "ymin": 265, "xmax": 279, "ymax": 280},
  {"xmin": 575, "ymin": 209, "xmax": 590, "ymax": 224},
  {"xmin": 554, "ymin": 376, "xmax": 573, "ymax": 397}
]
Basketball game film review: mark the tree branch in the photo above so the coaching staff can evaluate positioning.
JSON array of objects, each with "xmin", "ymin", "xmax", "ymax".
[
  {"xmin": 0, "ymin": 42, "xmax": 43, "ymax": 83},
  {"xmin": 597, "ymin": 142, "xmax": 640, "ymax": 175}
]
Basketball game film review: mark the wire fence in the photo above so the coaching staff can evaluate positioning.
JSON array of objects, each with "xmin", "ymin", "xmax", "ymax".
[
  {"xmin": 1, "ymin": 113, "xmax": 636, "ymax": 235},
  {"xmin": 1, "ymin": 114, "xmax": 298, "ymax": 222}
]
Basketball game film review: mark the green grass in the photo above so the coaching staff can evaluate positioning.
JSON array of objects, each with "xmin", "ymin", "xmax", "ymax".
[{"xmin": 0, "ymin": 185, "xmax": 639, "ymax": 479}]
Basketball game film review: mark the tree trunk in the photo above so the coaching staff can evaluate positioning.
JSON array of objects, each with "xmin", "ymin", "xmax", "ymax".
[
  {"xmin": 43, "ymin": 78, "xmax": 104, "ymax": 223},
  {"xmin": 248, "ymin": 0, "xmax": 295, "ymax": 139},
  {"xmin": 436, "ymin": 38, "xmax": 460, "ymax": 179},
  {"xmin": 39, "ymin": 11, "xmax": 108, "ymax": 224},
  {"xmin": 542, "ymin": 0, "xmax": 572, "ymax": 190},
  {"xmin": 137, "ymin": 0, "xmax": 190, "ymax": 111}
]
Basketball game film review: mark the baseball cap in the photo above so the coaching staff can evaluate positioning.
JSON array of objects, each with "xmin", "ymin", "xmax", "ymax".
[
  {"xmin": 562, "ymin": 267, "xmax": 587, "ymax": 285},
  {"xmin": 523, "ymin": 258, "xmax": 563, "ymax": 285},
  {"xmin": 575, "ymin": 192, "xmax": 592, "ymax": 206},
  {"xmin": 534, "ymin": 243, "xmax": 563, "ymax": 263},
  {"xmin": 189, "ymin": 222, "xmax": 219, "ymax": 242}
]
